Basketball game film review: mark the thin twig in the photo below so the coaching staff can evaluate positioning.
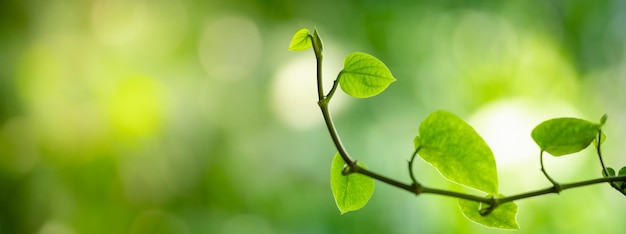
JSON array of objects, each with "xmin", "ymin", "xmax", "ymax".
[
  {"xmin": 408, "ymin": 147, "xmax": 421, "ymax": 187},
  {"xmin": 539, "ymin": 150, "xmax": 560, "ymax": 191}
]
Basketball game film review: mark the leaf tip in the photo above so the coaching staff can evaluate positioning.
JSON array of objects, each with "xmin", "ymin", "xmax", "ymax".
[{"xmin": 312, "ymin": 27, "xmax": 323, "ymax": 54}]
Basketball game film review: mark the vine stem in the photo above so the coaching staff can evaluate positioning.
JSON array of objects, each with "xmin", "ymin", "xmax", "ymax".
[
  {"xmin": 310, "ymin": 31, "xmax": 626, "ymax": 211},
  {"xmin": 596, "ymin": 130, "xmax": 626, "ymax": 195},
  {"xmin": 311, "ymin": 33, "xmax": 354, "ymax": 166},
  {"xmin": 539, "ymin": 150, "xmax": 560, "ymax": 190},
  {"xmin": 597, "ymin": 130, "xmax": 611, "ymax": 178},
  {"xmin": 408, "ymin": 147, "xmax": 421, "ymax": 188}
]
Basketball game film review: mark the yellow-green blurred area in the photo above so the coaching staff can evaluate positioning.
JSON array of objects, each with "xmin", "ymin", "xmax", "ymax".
[{"xmin": 2, "ymin": 0, "xmax": 626, "ymax": 233}]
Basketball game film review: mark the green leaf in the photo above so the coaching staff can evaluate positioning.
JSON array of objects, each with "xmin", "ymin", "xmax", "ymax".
[
  {"xmin": 531, "ymin": 118, "xmax": 601, "ymax": 156},
  {"xmin": 617, "ymin": 167, "xmax": 626, "ymax": 189},
  {"xmin": 458, "ymin": 195, "xmax": 519, "ymax": 230},
  {"xmin": 330, "ymin": 153, "xmax": 375, "ymax": 214},
  {"xmin": 288, "ymin": 28, "xmax": 312, "ymax": 51},
  {"xmin": 602, "ymin": 167, "xmax": 616, "ymax": 177},
  {"xmin": 417, "ymin": 110, "xmax": 498, "ymax": 194},
  {"xmin": 339, "ymin": 52, "xmax": 396, "ymax": 98},
  {"xmin": 605, "ymin": 167, "xmax": 626, "ymax": 191}
]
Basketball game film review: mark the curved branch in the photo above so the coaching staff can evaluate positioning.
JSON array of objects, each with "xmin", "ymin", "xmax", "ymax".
[
  {"xmin": 539, "ymin": 150, "xmax": 561, "ymax": 191},
  {"xmin": 408, "ymin": 147, "xmax": 421, "ymax": 187},
  {"xmin": 595, "ymin": 131, "xmax": 626, "ymax": 196},
  {"xmin": 311, "ymin": 30, "xmax": 626, "ymax": 214}
]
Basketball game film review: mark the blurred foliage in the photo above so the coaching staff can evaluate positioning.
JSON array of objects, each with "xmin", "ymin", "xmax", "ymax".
[{"xmin": 1, "ymin": 0, "xmax": 626, "ymax": 233}]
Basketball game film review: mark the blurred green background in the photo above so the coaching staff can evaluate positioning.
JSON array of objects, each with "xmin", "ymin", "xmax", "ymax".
[{"xmin": 1, "ymin": 0, "xmax": 626, "ymax": 233}]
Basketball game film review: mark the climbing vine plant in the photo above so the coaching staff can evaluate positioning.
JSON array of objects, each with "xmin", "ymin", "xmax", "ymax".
[{"xmin": 289, "ymin": 28, "xmax": 626, "ymax": 229}]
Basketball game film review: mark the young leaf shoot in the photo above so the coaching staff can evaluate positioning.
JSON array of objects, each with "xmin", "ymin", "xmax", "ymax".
[{"xmin": 288, "ymin": 28, "xmax": 312, "ymax": 51}]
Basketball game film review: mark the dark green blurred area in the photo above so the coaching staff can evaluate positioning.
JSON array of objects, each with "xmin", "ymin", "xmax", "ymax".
[{"xmin": 1, "ymin": 0, "xmax": 626, "ymax": 233}]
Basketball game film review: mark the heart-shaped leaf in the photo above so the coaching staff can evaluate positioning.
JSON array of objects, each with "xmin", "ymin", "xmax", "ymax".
[
  {"xmin": 330, "ymin": 153, "xmax": 375, "ymax": 214},
  {"xmin": 288, "ymin": 28, "xmax": 312, "ymax": 51},
  {"xmin": 602, "ymin": 167, "xmax": 616, "ymax": 177},
  {"xmin": 531, "ymin": 117, "xmax": 601, "ymax": 156},
  {"xmin": 339, "ymin": 52, "xmax": 396, "ymax": 98},
  {"xmin": 458, "ymin": 195, "xmax": 519, "ymax": 229},
  {"xmin": 618, "ymin": 167, "xmax": 626, "ymax": 190},
  {"xmin": 601, "ymin": 167, "xmax": 625, "ymax": 193},
  {"xmin": 417, "ymin": 110, "xmax": 498, "ymax": 194}
]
